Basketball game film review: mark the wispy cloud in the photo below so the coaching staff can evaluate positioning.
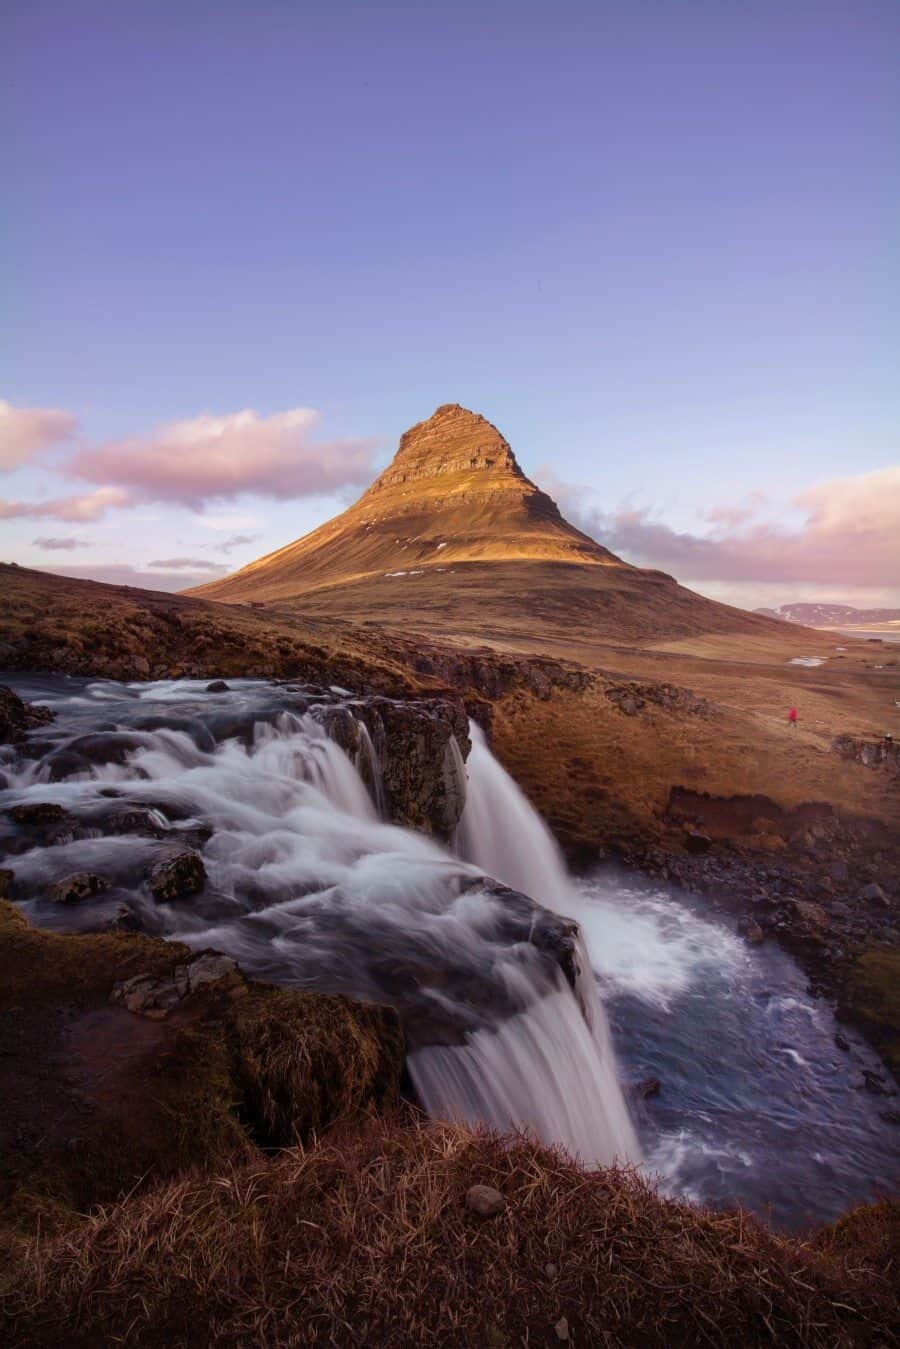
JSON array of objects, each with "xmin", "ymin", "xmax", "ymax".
[
  {"xmin": 147, "ymin": 557, "xmax": 225, "ymax": 571},
  {"xmin": 217, "ymin": 532, "xmax": 260, "ymax": 554},
  {"xmin": 70, "ymin": 408, "xmax": 377, "ymax": 508},
  {"xmin": 0, "ymin": 398, "xmax": 77, "ymax": 470},
  {"xmin": 33, "ymin": 536, "xmax": 87, "ymax": 551},
  {"xmin": 0, "ymin": 487, "xmax": 132, "ymax": 522},
  {"xmin": 538, "ymin": 464, "xmax": 900, "ymax": 592}
]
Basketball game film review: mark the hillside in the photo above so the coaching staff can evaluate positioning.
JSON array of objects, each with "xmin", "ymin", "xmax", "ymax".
[
  {"xmin": 756, "ymin": 602, "xmax": 900, "ymax": 629},
  {"xmin": 189, "ymin": 404, "xmax": 790, "ymax": 647}
]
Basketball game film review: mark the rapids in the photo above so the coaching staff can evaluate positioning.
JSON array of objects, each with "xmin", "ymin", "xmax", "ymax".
[{"xmin": 2, "ymin": 675, "xmax": 897, "ymax": 1227}]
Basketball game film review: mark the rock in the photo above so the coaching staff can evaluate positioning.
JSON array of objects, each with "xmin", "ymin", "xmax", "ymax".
[
  {"xmin": 0, "ymin": 869, "xmax": 12, "ymax": 900},
  {"xmin": 555, "ymin": 1317, "xmax": 570, "ymax": 1342},
  {"xmin": 684, "ymin": 831, "xmax": 712, "ymax": 855},
  {"xmin": 206, "ymin": 680, "xmax": 230, "ymax": 693},
  {"xmin": 6, "ymin": 802, "xmax": 70, "ymax": 827},
  {"xmin": 787, "ymin": 899, "xmax": 830, "ymax": 933},
  {"xmin": 632, "ymin": 1076, "xmax": 661, "ymax": 1099},
  {"xmin": 110, "ymin": 953, "xmax": 238, "ymax": 1018},
  {"xmin": 148, "ymin": 850, "xmax": 206, "ymax": 903},
  {"xmin": 859, "ymin": 882, "xmax": 889, "ymax": 907},
  {"xmin": 834, "ymin": 1033, "xmax": 850, "ymax": 1052},
  {"xmin": 862, "ymin": 1070, "xmax": 891, "ymax": 1096},
  {"xmin": 50, "ymin": 872, "xmax": 109, "ymax": 904},
  {"xmin": 0, "ymin": 685, "xmax": 54, "ymax": 745},
  {"xmin": 465, "ymin": 1183, "xmax": 506, "ymax": 1218},
  {"xmin": 879, "ymin": 1108, "xmax": 900, "ymax": 1125},
  {"xmin": 738, "ymin": 916, "xmax": 765, "ymax": 944},
  {"xmin": 544, "ymin": 1263, "xmax": 559, "ymax": 1278}
]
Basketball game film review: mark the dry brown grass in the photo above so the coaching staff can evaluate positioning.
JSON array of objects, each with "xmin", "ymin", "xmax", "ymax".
[{"xmin": 2, "ymin": 1119, "xmax": 895, "ymax": 1348}]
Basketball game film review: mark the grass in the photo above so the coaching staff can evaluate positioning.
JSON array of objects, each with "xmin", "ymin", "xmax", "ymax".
[
  {"xmin": 2, "ymin": 1119, "xmax": 896, "ymax": 1348},
  {"xmin": 842, "ymin": 946, "xmax": 900, "ymax": 1077}
]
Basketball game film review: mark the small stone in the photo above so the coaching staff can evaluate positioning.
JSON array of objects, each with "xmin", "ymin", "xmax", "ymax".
[
  {"xmin": 50, "ymin": 872, "xmax": 108, "ymax": 904},
  {"xmin": 465, "ymin": 1184, "xmax": 506, "ymax": 1218},
  {"xmin": 544, "ymin": 1263, "xmax": 558, "ymax": 1278},
  {"xmin": 859, "ymin": 882, "xmax": 889, "ymax": 907},
  {"xmin": 206, "ymin": 680, "xmax": 230, "ymax": 693},
  {"xmin": 633, "ymin": 1076, "xmax": 661, "ymax": 1099},
  {"xmin": 834, "ymin": 1033, "xmax": 850, "ymax": 1052},
  {"xmin": 554, "ymin": 1317, "xmax": 570, "ymax": 1342}
]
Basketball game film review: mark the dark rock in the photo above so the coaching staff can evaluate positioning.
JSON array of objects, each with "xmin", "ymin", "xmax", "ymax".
[
  {"xmin": 50, "ymin": 872, "xmax": 109, "ymax": 904},
  {"xmin": 0, "ymin": 869, "xmax": 12, "ymax": 900},
  {"xmin": 633, "ymin": 1076, "xmax": 662, "ymax": 1099},
  {"xmin": 6, "ymin": 802, "xmax": 71, "ymax": 827},
  {"xmin": 465, "ymin": 1183, "xmax": 506, "ymax": 1218},
  {"xmin": 859, "ymin": 882, "xmax": 890, "ymax": 907},
  {"xmin": 147, "ymin": 850, "xmax": 207, "ymax": 903},
  {"xmin": 737, "ymin": 916, "xmax": 765, "ymax": 944},
  {"xmin": 879, "ymin": 1108, "xmax": 900, "ymax": 1125},
  {"xmin": 206, "ymin": 680, "xmax": 230, "ymax": 693},
  {"xmin": 685, "ymin": 831, "xmax": 712, "ymax": 855},
  {"xmin": 0, "ymin": 685, "xmax": 54, "ymax": 745},
  {"xmin": 834, "ymin": 1033, "xmax": 850, "ymax": 1051},
  {"xmin": 862, "ymin": 1070, "xmax": 891, "ymax": 1096}
]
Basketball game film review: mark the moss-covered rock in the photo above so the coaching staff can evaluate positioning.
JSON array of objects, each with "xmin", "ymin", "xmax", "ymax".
[
  {"xmin": 0, "ymin": 902, "xmax": 404, "ymax": 1251},
  {"xmin": 840, "ymin": 945, "xmax": 900, "ymax": 1078}
]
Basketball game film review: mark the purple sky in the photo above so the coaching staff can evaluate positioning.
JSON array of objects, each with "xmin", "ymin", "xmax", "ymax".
[{"xmin": 2, "ymin": 1, "xmax": 899, "ymax": 607}]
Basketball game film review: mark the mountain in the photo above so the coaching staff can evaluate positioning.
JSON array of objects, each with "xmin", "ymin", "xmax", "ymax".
[
  {"xmin": 755, "ymin": 603, "xmax": 900, "ymax": 628},
  {"xmin": 189, "ymin": 404, "xmax": 796, "ymax": 649}
]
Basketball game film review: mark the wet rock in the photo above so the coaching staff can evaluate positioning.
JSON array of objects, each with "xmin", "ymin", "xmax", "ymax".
[
  {"xmin": 0, "ymin": 869, "xmax": 12, "ymax": 900},
  {"xmin": 0, "ymin": 685, "xmax": 54, "ymax": 745},
  {"xmin": 633, "ymin": 1076, "xmax": 661, "ymax": 1099},
  {"xmin": 45, "ymin": 732, "xmax": 148, "ymax": 781},
  {"xmin": 862, "ymin": 1070, "xmax": 891, "ymax": 1096},
  {"xmin": 6, "ymin": 801, "xmax": 70, "ymax": 827},
  {"xmin": 110, "ymin": 953, "xmax": 239, "ymax": 1018},
  {"xmin": 102, "ymin": 807, "xmax": 168, "ymax": 837},
  {"xmin": 879, "ymin": 1108, "xmax": 900, "ymax": 1125},
  {"xmin": 738, "ymin": 916, "xmax": 765, "ymax": 944},
  {"xmin": 788, "ymin": 899, "xmax": 830, "ymax": 934},
  {"xmin": 465, "ymin": 1183, "xmax": 506, "ymax": 1218},
  {"xmin": 50, "ymin": 872, "xmax": 109, "ymax": 904},
  {"xmin": 834, "ymin": 1033, "xmax": 850, "ymax": 1051},
  {"xmin": 859, "ymin": 882, "xmax": 889, "ymax": 907},
  {"xmin": 206, "ymin": 680, "xmax": 230, "ymax": 693},
  {"xmin": 147, "ymin": 850, "xmax": 207, "ymax": 903},
  {"xmin": 684, "ymin": 831, "xmax": 712, "ymax": 855}
]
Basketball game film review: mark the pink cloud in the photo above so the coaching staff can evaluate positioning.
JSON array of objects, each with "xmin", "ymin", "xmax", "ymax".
[
  {"xmin": 541, "ymin": 465, "xmax": 900, "ymax": 591},
  {"xmin": 0, "ymin": 398, "xmax": 77, "ymax": 470},
  {"xmin": 0, "ymin": 487, "xmax": 132, "ymax": 522},
  {"xmin": 70, "ymin": 408, "xmax": 377, "ymax": 508},
  {"xmin": 33, "ymin": 537, "xmax": 88, "ymax": 551}
]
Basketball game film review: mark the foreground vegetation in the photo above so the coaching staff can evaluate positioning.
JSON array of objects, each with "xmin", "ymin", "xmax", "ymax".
[{"xmin": 2, "ymin": 1121, "xmax": 897, "ymax": 1348}]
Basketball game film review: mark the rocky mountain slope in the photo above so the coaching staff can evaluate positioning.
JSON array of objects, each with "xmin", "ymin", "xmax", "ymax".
[
  {"xmin": 189, "ymin": 404, "xmax": 788, "ymax": 645},
  {"xmin": 756, "ymin": 602, "xmax": 900, "ymax": 628}
]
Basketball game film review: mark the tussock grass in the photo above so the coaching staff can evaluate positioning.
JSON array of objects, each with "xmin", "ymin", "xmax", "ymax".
[{"xmin": 3, "ymin": 1120, "xmax": 895, "ymax": 1348}]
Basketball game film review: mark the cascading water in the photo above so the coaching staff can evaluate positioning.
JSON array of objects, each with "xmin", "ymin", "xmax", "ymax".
[{"xmin": 0, "ymin": 677, "xmax": 637, "ymax": 1169}]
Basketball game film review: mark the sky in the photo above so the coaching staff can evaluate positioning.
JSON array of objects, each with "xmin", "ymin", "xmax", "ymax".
[{"xmin": 2, "ymin": 0, "xmax": 899, "ymax": 609}]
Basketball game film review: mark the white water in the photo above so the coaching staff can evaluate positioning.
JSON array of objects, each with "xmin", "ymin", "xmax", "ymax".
[{"xmin": 2, "ymin": 679, "xmax": 637, "ymax": 1169}]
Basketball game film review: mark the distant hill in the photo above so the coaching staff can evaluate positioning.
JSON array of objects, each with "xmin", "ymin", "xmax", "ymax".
[
  {"xmin": 755, "ymin": 603, "xmax": 900, "ymax": 628},
  {"xmin": 189, "ymin": 403, "xmax": 787, "ymax": 647}
]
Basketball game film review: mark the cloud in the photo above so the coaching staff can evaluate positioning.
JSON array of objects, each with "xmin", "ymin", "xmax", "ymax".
[
  {"xmin": 70, "ymin": 408, "xmax": 377, "ymax": 508},
  {"xmin": 540, "ymin": 464, "xmax": 900, "ymax": 593},
  {"xmin": 37, "ymin": 562, "xmax": 228, "ymax": 593},
  {"xmin": 147, "ymin": 557, "xmax": 224, "ymax": 571},
  {"xmin": 0, "ymin": 487, "xmax": 132, "ymax": 522},
  {"xmin": 217, "ymin": 533, "xmax": 260, "ymax": 553},
  {"xmin": 0, "ymin": 398, "xmax": 77, "ymax": 470},
  {"xmin": 33, "ymin": 536, "xmax": 87, "ymax": 551}
]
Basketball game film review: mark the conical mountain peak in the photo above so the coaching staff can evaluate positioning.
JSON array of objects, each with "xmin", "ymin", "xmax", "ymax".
[
  {"xmin": 363, "ymin": 403, "xmax": 526, "ymax": 498},
  {"xmin": 190, "ymin": 402, "xmax": 621, "ymax": 605}
]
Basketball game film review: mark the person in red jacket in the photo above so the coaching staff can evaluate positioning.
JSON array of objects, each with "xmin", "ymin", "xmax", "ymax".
[{"xmin": 788, "ymin": 707, "xmax": 798, "ymax": 729}]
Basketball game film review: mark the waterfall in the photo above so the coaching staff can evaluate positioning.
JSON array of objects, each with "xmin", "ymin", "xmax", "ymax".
[{"xmin": 2, "ymin": 678, "xmax": 638, "ymax": 1169}]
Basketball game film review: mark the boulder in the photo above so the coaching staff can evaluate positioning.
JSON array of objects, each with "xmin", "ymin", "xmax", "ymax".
[
  {"xmin": 206, "ymin": 680, "xmax": 230, "ymax": 693},
  {"xmin": 860, "ymin": 882, "xmax": 890, "ymax": 907},
  {"xmin": 0, "ymin": 684, "xmax": 54, "ymax": 745},
  {"xmin": 684, "ymin": 831, "xmax": 712, "ymax": 855},
  {"xmin": 738, "ymin": 916, "xmax": 765, "ymax": 944},
  {"xmin": 147, "ymin": 850, "xmax": 207, "ymax": 903},
  {"xmin": 50, "ymin": 872, "xmax": 109, "ymax": 904}
]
